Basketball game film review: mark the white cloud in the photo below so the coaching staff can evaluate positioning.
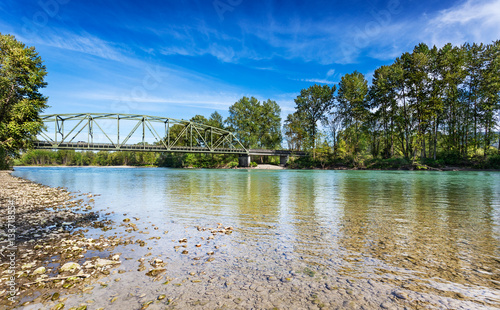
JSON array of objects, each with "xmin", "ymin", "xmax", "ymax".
[
  {"xmin": 15, "ymin": 30, "xmax": 128, "ymax": 62},
  {"xmin": 326, "ymin": 69, "xmax": 335, "ymax": 77},
  {"xmin": 425, "ymin": 0, "xmax": 500, "ymax": 46},
  {"xmin": 300, "ymin": 78, "xmax": 336, "ymax": 85},
  {"xmin": 434, "ymin": 0, "xmax": 500, "ymax": 25}
]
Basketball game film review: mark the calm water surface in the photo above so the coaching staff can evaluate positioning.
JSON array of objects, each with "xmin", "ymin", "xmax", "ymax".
[{"xmin": 13, "ymin": 167, "xmax": 500, "ymax": 309}]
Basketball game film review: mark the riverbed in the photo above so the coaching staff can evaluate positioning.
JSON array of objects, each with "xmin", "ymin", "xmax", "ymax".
[{"xmin": 5, "ymin": 167, "xmax": 500, "ymax": 309}]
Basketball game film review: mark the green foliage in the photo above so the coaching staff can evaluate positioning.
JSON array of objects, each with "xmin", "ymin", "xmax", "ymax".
[
  {"xmin": 225, "ymin": 97, "xmax": 282, "ymax": 149},
  {"xmin": 250, "ymin": 161, "xmax": 258, "ymax": 167},
  {"xmin": 294, "ymin": 84, "xmax": 336, "ymax": 151},
  {"xmin": 18, "ymin": 149, "xmax": 161, "ymax": 167},
  {"xmin": 283, "ymin": 111, "xmax": 308, "ymax": 151},
  {"xmin": 5, "ymin": 36, "xmax": 500, "ymax": 171},
  {"xmin": 0, "ymin": 34, "xmax": 48, "ymax": 169},
  {"xmin": 288, "ymin": 41, "xmax": 500, "ymax": 169},
  {"xmin": 156, "ymin": 152, "xmax": 238, "ymax": 168},
  {"xmin": 228, "ymin": 161, "xmax": 238, "ymax": 168},
  {"xmin": 485, "ymin": 155, "xmax": 500, "ymax": 169},
  {"xmin": 364, "ymin": 158, "xmax": 411, "ymax": 169},
  {"xmin": 207, "ymin": 111, "xmax": 224, "ymax": 129}
]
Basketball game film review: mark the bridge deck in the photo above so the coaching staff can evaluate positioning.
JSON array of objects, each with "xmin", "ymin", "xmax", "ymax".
[{"xmin": 34, "ymin": 141, "xmax": 307, "ymax": 156}]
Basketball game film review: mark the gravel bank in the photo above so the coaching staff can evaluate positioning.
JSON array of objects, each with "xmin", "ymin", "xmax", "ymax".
[{"xmin": 0, "ymin": 171, "xmax": 126, "ymax": 309}]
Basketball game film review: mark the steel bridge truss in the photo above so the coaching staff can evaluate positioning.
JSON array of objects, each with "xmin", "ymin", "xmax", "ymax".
[{"xmin": 36, "ymin": 113, "xmax": 248, "ymax": 154}]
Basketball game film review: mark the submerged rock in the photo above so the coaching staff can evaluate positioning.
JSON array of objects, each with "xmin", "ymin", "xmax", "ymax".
[
  {"xmin": 51, "ymin": 303, "xmax": 65, "ymax": 310},
  {"xmin": 95, "ymin": 258, "xmax": 121, "ymax": 268},
  {"xmin": 51, "ymin": 292, "xmax": 60, "ymax": 301},
  {"xmin": 32, "ymin": 266, "xmax": 46, "ymax": 275},
  {"xmin": 146, "ymin": 268, "xmax": 166, "ymax": 277},
  {"xmin": 60, "ymin": 262, "xmax": 81, "ymax": 273}
]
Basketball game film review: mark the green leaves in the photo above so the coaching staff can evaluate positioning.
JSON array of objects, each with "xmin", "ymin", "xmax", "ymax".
[
  {"xmin": 337, "ymin": 71, "xmax": 368, "ymax": 155},
  {"xmin": 294, "ymin": 84, "xmax": 336, "ymax": 149},
  {"xmin": 225, "ymin": 96, "xmax": 282, "ymax": 149},
  {"xmin": 0, "ymin": 33, "xmax": 48, "ymax": 168}
]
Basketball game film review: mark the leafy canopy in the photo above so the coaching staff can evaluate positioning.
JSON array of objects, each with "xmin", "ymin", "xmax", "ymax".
[
  {"xmin": 225, "ymin": 96, "xmax": 282, "ymax": 149},
  {"xmin": 294, "ymin": 84, "xmax": 336, "ymax": 148},
  {"xmin": 0, "ymin": 33, "xmax": 48, "ymax": 169}
]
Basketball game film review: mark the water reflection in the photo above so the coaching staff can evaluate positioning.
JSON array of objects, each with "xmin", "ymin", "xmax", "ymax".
[{"xmin": 12, "ymin": 167, "xmax": 500, "ymax": 304}]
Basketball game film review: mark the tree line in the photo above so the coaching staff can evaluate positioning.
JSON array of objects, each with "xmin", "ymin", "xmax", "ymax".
[
  {"xmin": 284, "ymin": 41, "xmax": 500, "ymax": 167},
  {"xmin": 2, "ymin": 32, "xmax": 500, "ymax": 169}
]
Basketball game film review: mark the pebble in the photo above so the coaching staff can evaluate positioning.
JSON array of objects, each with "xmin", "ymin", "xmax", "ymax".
[
  {"xmin": 33, "ymin": 266, "xmax": 46, "ymax": 275},
  {"xmin": 60, "ymin": 262, "xmax": 81, "ymax": 272},
  {"xmin": 393, "ymin": 291, "xmax": 408, "ymax": 300}
]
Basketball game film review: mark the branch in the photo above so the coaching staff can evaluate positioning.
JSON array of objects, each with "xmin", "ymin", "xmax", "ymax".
[{"xmin": 22, "ymin": 274, "xmax": 91, "ymax": 286}]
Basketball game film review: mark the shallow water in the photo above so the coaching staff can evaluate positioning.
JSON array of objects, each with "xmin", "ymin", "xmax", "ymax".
[{"xmin": 13, "ymin": 167, "xmax": 500, "ymax": 309}]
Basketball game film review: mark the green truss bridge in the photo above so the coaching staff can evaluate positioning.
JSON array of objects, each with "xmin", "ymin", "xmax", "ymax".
[{"xmin": 34, "ymin": 113, "xmax": 306, "ymax": 167}]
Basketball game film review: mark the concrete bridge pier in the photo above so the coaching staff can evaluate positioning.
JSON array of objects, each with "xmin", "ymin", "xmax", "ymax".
[
  {"xmin": 280, "ymin": 155, "xmax": 289, "ymax": 167},
  {"xmin": 238, "ymin": 155, "xmax": 251, "ymax": 167}
]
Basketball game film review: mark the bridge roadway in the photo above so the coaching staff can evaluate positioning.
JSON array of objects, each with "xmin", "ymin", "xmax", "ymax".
[{"xmin": 34, "ymin": 141, "xmax": 307, "ymax": 167}]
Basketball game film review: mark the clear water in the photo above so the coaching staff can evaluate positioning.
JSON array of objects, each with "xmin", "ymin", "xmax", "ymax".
[{"xmin": 13, "ymin": 167, "xmax": 500, "ymax": 309}]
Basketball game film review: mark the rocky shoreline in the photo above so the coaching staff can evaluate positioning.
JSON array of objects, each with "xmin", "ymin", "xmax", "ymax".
[{"xmin": 0, "ymin": 171, "xmax": 127, "ymax": 309}]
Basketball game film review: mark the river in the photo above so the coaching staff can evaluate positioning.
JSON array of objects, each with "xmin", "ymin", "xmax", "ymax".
[{"xmin": 12, "ymin": 167, "xmax": 500, "ymax": 309}]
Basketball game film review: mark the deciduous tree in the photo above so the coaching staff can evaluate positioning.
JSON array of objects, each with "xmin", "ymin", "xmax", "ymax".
[{"xmin": 0, "ymin": 34, "xmax": 48, "ymax": 169}]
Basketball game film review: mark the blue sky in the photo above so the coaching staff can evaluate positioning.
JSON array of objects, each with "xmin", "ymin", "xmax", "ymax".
[{"xmin": 1, "ymin": 0, "xmax": 499, "ymax": 121}]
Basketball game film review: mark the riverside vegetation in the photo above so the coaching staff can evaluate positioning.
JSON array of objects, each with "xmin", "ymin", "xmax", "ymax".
[{"xmin": 4, "ymin": 37, "xmax": 500, "ymax": 170}]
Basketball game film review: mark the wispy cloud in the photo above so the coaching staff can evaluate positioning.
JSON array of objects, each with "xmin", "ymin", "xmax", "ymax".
[
  {"xmin": 299, "ymin": 78, "xmax": 336, "ymax": 85},
  {"xmin": 424, "ymin": 0, "xmax": 500, "ymax": 46},
  {"xmin": 161, "ymin": 43, "xmax": 238, "ymax": 63},
  {"xmin": 16, "ymin": 30, "xmax": 129, "ymax": 62}
]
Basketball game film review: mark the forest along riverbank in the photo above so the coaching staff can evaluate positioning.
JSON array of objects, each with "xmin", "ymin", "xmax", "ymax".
[{"xmin": 0, "ymin": 171, "xmax": 128, "ymax": 309}]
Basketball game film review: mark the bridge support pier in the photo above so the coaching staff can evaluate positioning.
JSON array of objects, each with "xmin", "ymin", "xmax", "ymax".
[
  {"xmin": 238, "ymin": 155, "xmax": 251, "ymax": 167},
  {"xmin": 280, "ymin": 155, "xmax": 289, "ymax": 167}
]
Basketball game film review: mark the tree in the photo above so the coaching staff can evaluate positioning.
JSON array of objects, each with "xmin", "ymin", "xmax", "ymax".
[
  {"xmin": 294, "ymin": 84, "xmax": 336, "ymax": 155},
  {"xmin": 368, "ymin": 65, "xmax": 399, "ymax": 158},
  {"xmin": 337, "ymin": 71, "xmax": 368, "ymax": 154},
  {"xmin": 207, "ymin": 111, "xmax": 224, "ymax": 129},
  {"xmin": 325, "ymin": 107, "xmax": 343, "ymax": 155},
  {"xmin": 259, "ymin": 99, "xmax": 282, "ymax": 149},
  {"xmin": 225, "ymin": 96, "xmax": 260, "ymax": 148},
  {"xmin": 283, "ymin": 112, "xmax": 307, "ymax": 151},
  {"xmin": 0, "ymin": 34, "xmax": 48, "ymax": 169},
  {"xmin": 190, "ymin": 114, "xmax": 208, "ymax": 125},
  {"xmin": 479, "ymin": 40, "xmax": 500, "ymax": 155},
  {"xmin": 463, "ymin": 42, "xmax": 485, "ymax": 154},
  {"xmin": 225, "ymin": 96, "xmax": 282, "ymax": 149}
]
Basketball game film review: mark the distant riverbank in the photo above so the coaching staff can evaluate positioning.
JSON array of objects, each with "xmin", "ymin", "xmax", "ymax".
[
  {"xmin": 12, "ymin": 163, "xmax": 499, "ymax": 171},
  {"xmin": 14, "ymin": 148, "xmax": 500, "ymax": 171}
]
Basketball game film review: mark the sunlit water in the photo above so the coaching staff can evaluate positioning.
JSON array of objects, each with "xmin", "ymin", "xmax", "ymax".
[{"xmin": 13, "ymin": 167, "xmax": 500, "ymax": 309}]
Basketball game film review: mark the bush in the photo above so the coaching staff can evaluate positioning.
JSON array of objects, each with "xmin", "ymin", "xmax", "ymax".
[
  {"xmin": 485, "ymin": 154, "xmax": 500, "ymax": 169},
  {"xmin": 250, "ymin": 161, "xmax": 258, "ymax": 167},
  {"xmin": 365, "ymin": 157, "xmax": 410, "ymax": 169},
  {"xmin": 228, "ymin": 161, "xmax": 238, "ymax": 168}
]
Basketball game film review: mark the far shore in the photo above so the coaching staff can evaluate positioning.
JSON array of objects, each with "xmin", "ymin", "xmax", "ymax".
[{"xmin": 11, "ymin": 164, "xmax": 500, "ymax": 171}]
